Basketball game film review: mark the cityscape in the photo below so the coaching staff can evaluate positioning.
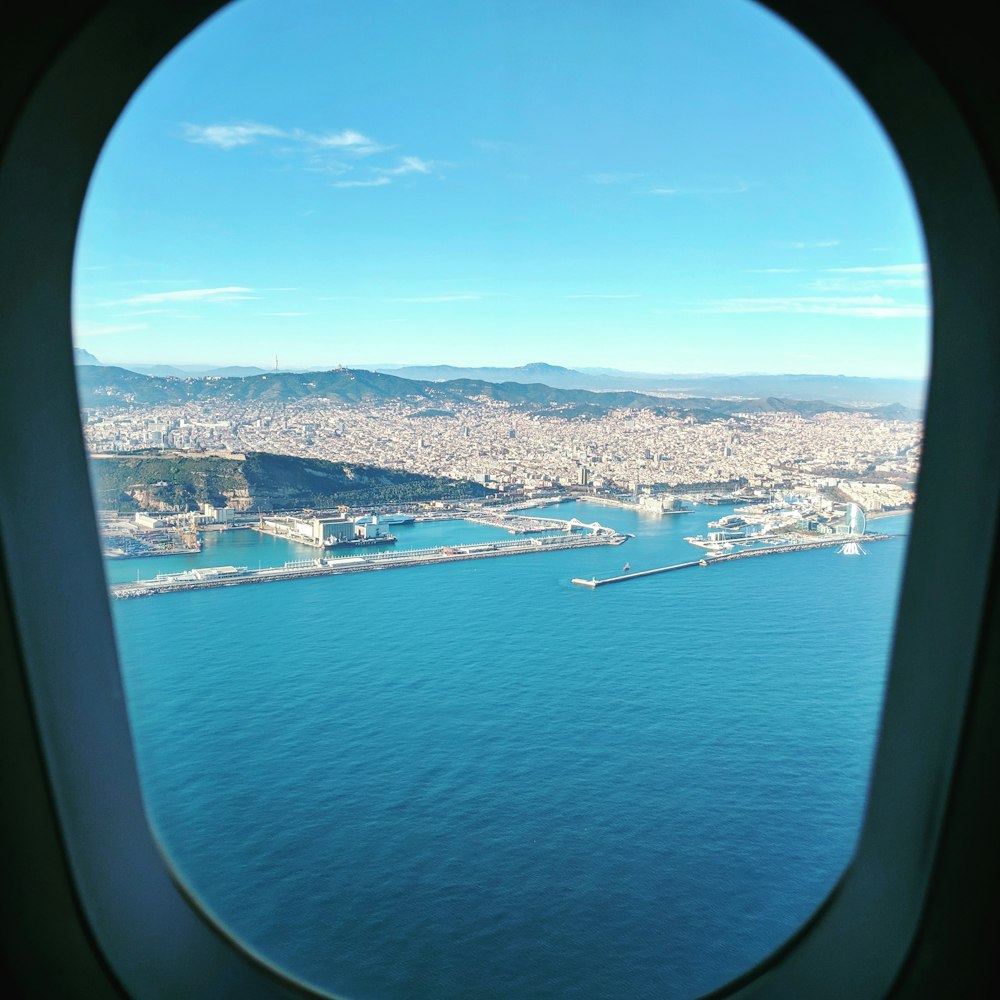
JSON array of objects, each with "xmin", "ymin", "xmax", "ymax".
[
  {"xmin": 79, "ymin": 361, "xmax": 919, "ymax": 599},
  {"xmin": 82, "ymin": 376, "xmax": 918, "ymax": 508}
]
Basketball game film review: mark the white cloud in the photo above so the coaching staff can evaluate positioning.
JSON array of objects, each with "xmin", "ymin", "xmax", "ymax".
[
  {"xmin": 182, "ymin": 122, "xmax": 286, "ymax": 149},
  {"xmin": 375, "ymin": 156, "xmax": 435, "ymax": 176},
  {"xmin": 691, "ymin": 295, "xmax": 929, "ymax": 318},
  {"xmin": 303, "ymin": 128, "xmax": 386, "ymax": 155},
  {"xmin": 109, "ymin": 286, "xmax": 256, "ymax": 306},
  {"xmin": 182, "ymin": 121, "xmax": 387, "ymax": 156},
  {"xmin": 332, "ymin": 177, "xmax": 391, "ymax": 188},
  {"xmin": 564, "ymin": 293, "xmax": 640, "ymax": 299}
]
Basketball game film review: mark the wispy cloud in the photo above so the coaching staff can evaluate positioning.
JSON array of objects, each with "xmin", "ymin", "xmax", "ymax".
[
  {"xmin": 564, "ymin": 293, "xmax": 640, "ymax": 299},
  {"xmin": 183, "ymin": 121, "xmax": 385, "ymax": 154},
  {"xmin": 332, "ymin": 177, "xmax": 391, "ymax": 188},
  {"xmin": 823, "ymin": 263, "xmax": 926, "ymax": 275},
  {"xmin": 374, "ymin": 156, "xmax": 435, "ymax": 177},
  {"xmin": 393, "ymin": 293, "xmax": 482, "ymax": 303},
  {"xmin": 812, "ymin": 276, "xmax": 925, "ymax": 292},
  {"xmin": 586, "ymin": 172, "xmax": 646, "ymax": 185},
  {"xmin": 691, "ymin": 295, "xmax": 928, "ymax": 318},
  {"xmin": 645, "ymin": 180, "xmax": 751, "ymax": 197},
  {"xmin": 785, "ymin": 239, "xmax": 840, "ymax": 249},
  {"xmin": 74, "ymin": 322, "xmax": 148, "ymax": 337},
  {"xmin": 181, "ymin": 120, "xmax": 445, "ymax": 190},
  {"xmin": 813, "ymin": 262, "xmax": 928, "ymax": 292},
  {"xmin": 260, "ymin": 311, "xmax": 311, "ymax": 317},
  {"xmin": 308, "ymin": 128, "xmax": 385, "ymax": 154},
  {"xmin": 182, "ymin": 122, "xmax": 287, "ymax": 149},
  {"xmin": 109, "ymin": 286, "xmax": 256, "ymax": 306}
]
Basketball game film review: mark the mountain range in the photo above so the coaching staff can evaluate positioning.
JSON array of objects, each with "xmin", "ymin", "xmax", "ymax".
[
  {"xmin": 376, "ymin": 362, "xmax": 926, "ymax": 408},
  {"xmin": 75, "ymin": 364, "xmax": 920, "ymax": 421},
  {"xmin": 75, "ymin": 350, "xmax": 925, "ymax": 408}
]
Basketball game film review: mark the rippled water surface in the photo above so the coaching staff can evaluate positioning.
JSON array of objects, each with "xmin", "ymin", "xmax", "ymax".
[{"xmin": 111, "ymin": 502, "xmax": 908, "ymax": 999}]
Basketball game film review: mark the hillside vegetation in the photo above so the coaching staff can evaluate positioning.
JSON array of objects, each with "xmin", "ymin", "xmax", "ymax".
[{"xmin": 89, "ymin": 450, "xmax": 488, "ymax": 512}]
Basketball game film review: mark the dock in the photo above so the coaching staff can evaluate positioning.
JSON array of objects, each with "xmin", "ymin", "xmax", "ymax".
[{"xmin": 572, "ymin": 534, "xmax": 894, "ymax": 588}]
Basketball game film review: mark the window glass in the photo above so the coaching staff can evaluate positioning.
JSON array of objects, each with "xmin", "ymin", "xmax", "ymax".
[{"xmin": 73, "ymin": 2, "xmax": 928, "ymax": 996}]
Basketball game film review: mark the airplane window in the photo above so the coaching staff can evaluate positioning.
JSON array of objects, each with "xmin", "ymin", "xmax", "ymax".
[{"xmin": 70, "ymin": 1, "xmax": 929, "ymax": 997}]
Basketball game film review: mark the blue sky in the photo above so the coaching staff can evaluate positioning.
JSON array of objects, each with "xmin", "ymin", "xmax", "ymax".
[{"xmin": 72, "ymin": 0, "xmax": 929, "ymax": 377}]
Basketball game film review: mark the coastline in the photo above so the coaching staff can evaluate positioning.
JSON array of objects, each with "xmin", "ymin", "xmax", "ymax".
[{"xmin": 864, "ymin": 507, "xmax": 913, "ymax": 521}]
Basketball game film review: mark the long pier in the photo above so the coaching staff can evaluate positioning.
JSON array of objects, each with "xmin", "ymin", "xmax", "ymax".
[
  {"xmin": 112, "ymin": 530, "xmax": 627, "ymax": 599},
  {"xmin": 572, "ymin": 534, "xmax": 893, "ymax": 588}
]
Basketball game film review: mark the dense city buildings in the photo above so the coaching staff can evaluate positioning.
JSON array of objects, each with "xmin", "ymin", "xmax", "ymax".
[{"xmin": 81, "ymin": 393, "xmax": 919, "ymax": 512}]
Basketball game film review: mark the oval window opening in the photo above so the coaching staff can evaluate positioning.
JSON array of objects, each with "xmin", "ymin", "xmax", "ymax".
[{"xmin": 72, "ymin": 2, "xmax": 929, "ymax": 997}]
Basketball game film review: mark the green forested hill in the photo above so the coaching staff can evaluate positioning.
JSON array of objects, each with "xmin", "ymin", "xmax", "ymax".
[{"xmin": 89, "ymin": 451, "xmax": 489, "ymax": 512}]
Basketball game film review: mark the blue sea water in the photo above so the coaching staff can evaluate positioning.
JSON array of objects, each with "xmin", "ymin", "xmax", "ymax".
[{"xmin": 109, "ymin": 502, "xmax": 910, "ymax": 999}]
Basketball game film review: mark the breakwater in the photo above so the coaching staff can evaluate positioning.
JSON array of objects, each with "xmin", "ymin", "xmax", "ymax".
[
  {"xmin": 573, "ymin": 533, "xmax": 894, "ymax": 588},
  {"xmin": 112, "ymin": 529, "xmax": 627, "ymax": 599}
]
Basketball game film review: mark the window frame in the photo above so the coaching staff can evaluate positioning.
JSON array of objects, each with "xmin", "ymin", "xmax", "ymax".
[{"xmin": 1, "ymin": 1, "xmax": 998, "ymax": 996}]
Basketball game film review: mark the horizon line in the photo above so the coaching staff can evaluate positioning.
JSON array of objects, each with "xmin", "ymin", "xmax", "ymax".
[{"xmin": 73, "ymin": 354, "xmax": 929, "ymax": 382}]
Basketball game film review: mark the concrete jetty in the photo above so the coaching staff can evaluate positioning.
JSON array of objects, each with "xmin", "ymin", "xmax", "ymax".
[
  {"xmin": 573, "ymin": 534, "xmax": 894, "ymax": 588},
  {"xmin": 112, "ymin": 529, "xmax": 627, "ymax": 599}
]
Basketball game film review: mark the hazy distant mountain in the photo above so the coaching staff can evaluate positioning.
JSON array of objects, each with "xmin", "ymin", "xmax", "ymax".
[
  {"xmin": 122, "ymin": 363, "xmax": 269, "ymax": 378},
  {"xmin": 378, "ymin": 362, "xmax": 925, "ymax": 409},
  {"xmin": 119, "ymin": 364, "xmax": 192, "ymax": 378},
  {"xmin": 380, "ymin": 361, "xmax": 588, "ymax": 387},
  {"xmin": 73, "ymin": 347, "xmax": 102, "ymax": 366},
  {"xmin": 75, "ymin": 365, "xmax": 921, "ymax": 421},
  {"xmin": 599, "ymin": 372, "xmax": 927, "ymax": 409}
]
